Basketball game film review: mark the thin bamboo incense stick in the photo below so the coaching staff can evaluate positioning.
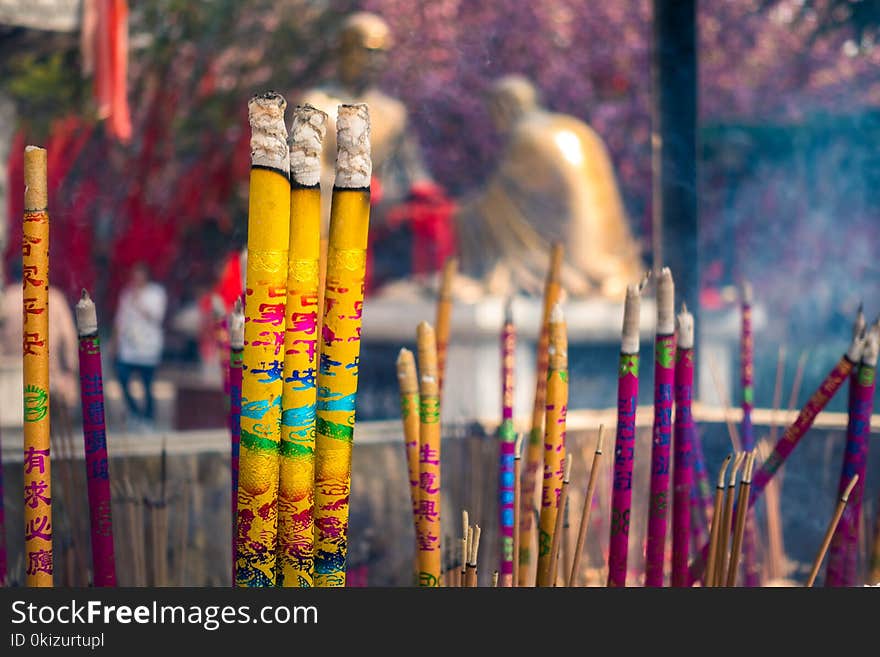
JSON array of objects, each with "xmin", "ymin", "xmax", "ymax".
[
  {"xmin": 22, "ymin": 145, "xmax": 53, "ymax": 587},
  {"xmin": 717, "ymin": 451, "xmax": 745, "ymax": 586},
  {"xmin": 435, "ymin": 256, "xmax": 457, "ymax": 399},
  {"xmin": 537, "ymin": 304, "xmax": 568, "ymax": 587},
  {"xmin": 607, "ymin": 282, "xmax": 642, "ymax": 587},
  {"xmin": 499, "ymin": 297, "xmax": 517, "ymax": 587},
  {"xmin": 397, "ymin": 348, "xmax": 421, "ymax": 546},
  {"xmin": 415, "ymin": 322, "xmax": 442, "ymax": 587},
  {"xmin": 314, "ymin": 104, "xmax": 372, "ymax": 587},
  {"xmin": 672, "ymin": 305, "xmax": 694, "ymax": 587},
  {"xmin": 561, "ymin": 494, "xmax": 572, "ymax": 586},
  {"xmin": 705, "ymin": 454, "xmax": 732, "ymax": 588},
  {"xmin": 237, "ymin": 92, "xmax": 290, "ymax": 587},
  {"xmin": 806, "ymin": 475, "xmax": 859, "ymax": 587},
  {"xmin": 826, "ymin": 317, "xmax": 878, "ymax": 586},
  {"xmin": 646, "ymin": 267, "xmax": 675, "ymax": 587},
  {"xmin": 492, "ymin": 571, "xmax": 499, "ymax": 587},
  {"xmin": 726, "ymin": 451, "xmax": 756, "ymax": 586},
  {"xmin": 75, "ymin": 289, "xmax": 117, "ymax": 587},
  {"xmin": 546, "ymin": 455, "xmax": 573, "ymax": 587},
  {"xmin": 228, "ymin": 301, "xmax": 244, "ymax": 585},
  {"xmin": 277, "ymin": 105, "xmax": 327, "ymax": 588},
  {"xmin": 512, "ymin": 434, "xmax": 524, "ymax": 587},
  {"xmin": 569, "ymin": 426, "xmax": 605, "ymax": 587},
  {"xmin": 519, "ymin": 243, "xmax": 564, "ymax": 585}
]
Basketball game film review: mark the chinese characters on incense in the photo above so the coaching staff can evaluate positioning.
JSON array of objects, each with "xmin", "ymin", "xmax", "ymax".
[
  {"xmin": 22, "ymin": 146, "xmax": 53, "ymax": 587},
  {"xmin": 277, "ymin": 105, "xmax": 327, "ymax": 587},
  {"xmin": 75, "ymin": 290, "xmax": 117, "ymax": 586},
  {"xmin": 416, "ymin": 322, "xmax": 442, "ymax": 586},
  {"xmin": 313, "ymin": 104, "xmax": 371, "ymax": 587},
  {"xmin": 237, "ymin": 92, "xmax": 291, "ymax": 587},
  {"xmin": 607, "ymin": 283, "xmax": 641, "ymax": 587},
  {"xmin": 645, "ymin": 268, "xmax": 675, "ymax": 586},
  {"xmin": 396, "ymin": 348, "xmax": 421, "ymax": 546}
]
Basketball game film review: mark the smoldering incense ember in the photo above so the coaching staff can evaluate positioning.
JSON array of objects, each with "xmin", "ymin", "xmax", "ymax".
[
  {"xmin": 646, "ymin": 267, "xmax": 675, "ymax": 586},
  {"xmin": 277, "ymin": 104, "xmax": 327, "ymax": 588},
  {"xmin": 671, "ymin": 305, "xmax": 694, "ymax": 587},
  {"xmin": 607, "ymin": 283, "xmax": 641, "ymax": 587},
  {"xmin": 499, "ymin": 297, "xmax": 517, "ymax": 586}
]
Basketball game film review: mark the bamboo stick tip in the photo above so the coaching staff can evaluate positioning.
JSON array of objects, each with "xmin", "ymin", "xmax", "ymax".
[
  {"xmin": 596, "ymin": 424, "xmax": 605, "ymax": 454},
  {"xmin": 843, "ymin": 474, "xmax": 859, "ymax": 501},
  {"xmin": 563, "ymin": 454, "xmax": 573, "ymax": 483},
  {"xmin": 462, "ymin": 510, "xmax": 469, "ymax": 538},
  {"xmin": 75, "ymin": 289, "xmax": 98, "ymax": 337},
  {"xmin": 248, "ymin": 91, "xmax": 290, "ymax": 171},
  {"xmin": 289, "ymin": 103, "xmax": 328, "ymax": 187},
  {"xmin": 471, "ymin": 525, "xmax": 482, "ymax": 564},
  {"xmin": 335, "ymin": 103, "xmax": 371, "ymax": 188},
  {"xmin": 514, "ymin": 433, "xmax": 524, "ymax": 460},
  {"xmin": 717, "ymin": 454, "xmax": 733, "ymax": 487}
]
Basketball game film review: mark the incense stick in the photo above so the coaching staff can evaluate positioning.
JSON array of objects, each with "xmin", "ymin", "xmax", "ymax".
[
  {"xmin": 546, "ymin": 455, "xmax": 573, "ymax": 587},
  {"xmin": 806, "ymin": 475, "xmax": 859, "ymax": 587},
  {"xmin": 435, "ymin": 256, "xmax": 457, "ymax": 399},
  {"xmin": 314, "ymin": 104, "xmax": 372, "ymax": 587},
  {"xmin": 75, "ymin": 289, "xmax": 117, "ymax": 586},
  {"xmin": 499, "ymin": 297, "xmax": 517, "ymax": 586},
  {"xmin": 672, "ymin": 306, "xmax": 694, "ymax": 587},
  {"xmin": 717, "ymin": 451, "xmax": 745, "ymax": 586},
  {"xmin": 237, "ymin": 92, "xmax": 290, "ymax": 587},
  {"xmin": 569, "ymin": 426, "xmax": 605, "ymax": 587},
  {"xmin": 22, "ymin": 145, "xmax": 53, "ymax": 587},
  {"xmin": 608, "ymin": 283, "xmax": 641, "ymax": 587},
  {"xmin": 519, "ymin": 243, "xmax": 564, "ymax": 584},
  {"xmin": 277, "ymin": 104, "xmax": 327, "ymax": 588},
  {"xmin": 705, "ymin": 454, "xmax": 732, "ymax": 587},
  {"xmin": 416, "ymin": 322, "xmax": 442, "ymax": 586},
  {"xmin": 512, "ymin": 434, "xmax": 524, "ymax": 587},
  {"xmin": 397, "ymin": 348, "xmax": 421, "ymax": 553},
  {"xmin": 465, "ymin": 525, "xmax": 481, "ymax": 587},
  {"xmin": 537, "ymin": 304, "xmax": 568, "ymax": 587},
  {"xmin": 646, "ymin": 268, "xmax": 675, "ymax": 586},
  {"xmin": 726, "ymin": 451, "xmax": 756, "ymax": 586}
]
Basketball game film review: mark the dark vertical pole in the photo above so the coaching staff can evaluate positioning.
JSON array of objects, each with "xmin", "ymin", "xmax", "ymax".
[{"xmin": 653, "ymin": 0, "xmax": 698, "ymax": 323}]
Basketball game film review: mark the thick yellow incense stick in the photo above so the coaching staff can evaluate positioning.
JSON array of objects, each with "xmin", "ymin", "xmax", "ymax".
[
  {"xmin": 536, "ymin": 303, "xmax": 568, "ymax": 587},
  {"xmin": 512, "ymin": 434, "xmax": 524, "ymax": 587},
  {"xmin": 806, "ymin": 474, "xmax": 859, "ymax": 587},
  {"xmin": 726, "ymin": 451, "xmax": 756, "ymax": 587},
  {"xmin": 314, "ymin": 104, "xmax": 372, "ymax": 587},
  {"xmin": 547, "ymin": 455, "xmax": 573, "ymax": 587},
  {"xmin": 717, "ymin": 451, "xmax": 745, "ymax": 586},
  {"xmin": 415, "ymin": 321, "xmax": 442, "ymax": 586},
  {"xmin": 569, "ymin": 426, "xmax": 605, "ymax": 587},
  {"xmin": 705, "ymin": 454, "xmax": 731, "ymax": 587},
  {"xmin": 237, "ymin": 93, "xmax": 290, "ymax": 588},
  {"xmin": 22, "ymin": 146, "xmax": 53, "ymax": 587},
  {"xmin": 277, "ymin": 104, "xmax": 327, "ymax": 587},
  {"xmin": 519, "ymin": 243, "xmax": 564, "ymax": 584},
  {"xmin": 435, "ymin": 257, "xmax": 457, "ymax": 399},
  {"xmin": 397, "ymin": 348, "xmax": 421, "ymax": 538}
]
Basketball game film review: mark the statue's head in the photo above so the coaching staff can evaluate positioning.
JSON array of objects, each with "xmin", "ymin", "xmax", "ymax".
[
  {"xmin": 338, "ymin": 12, "xmax": 393, "ymax": 93},
  {"xmin": 487, "ymin": 75, "xmax": 540, "ymax": 136}
]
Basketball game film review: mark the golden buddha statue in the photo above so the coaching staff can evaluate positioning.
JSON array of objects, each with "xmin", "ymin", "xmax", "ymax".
[{"xmin": 455, "ymin": 75, "xmax": 643, "ymax": 299}]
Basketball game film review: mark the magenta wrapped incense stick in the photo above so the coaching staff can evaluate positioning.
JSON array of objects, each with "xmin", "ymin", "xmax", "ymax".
[
  {"xmin": 75, "ymin": 290, "xmax": 117, "ymax": 587},
  {"xmin": 645, "ymin": 268, "xmax": 675, "ymax": 586},
  {"xmin": 739, "ymin": 282, "xmax": 760, "ymax": 586},
  {"xmin": 499, "ymin": 298, "xmax": 517, "ymax": 586},
  {"xmin": 826, "ymin": 317, "xmax": 877, "ymax": 587},
  {"xmin": 607, "ymin": 283, "xmax": 641, "ymax": 587},
  {"xmin": 228, "ymin": 300, "xmax": 244, "ymax": 585},
  {"xmin": 671, "ymin": 305, "xmax": 694, "ymax": 587}
]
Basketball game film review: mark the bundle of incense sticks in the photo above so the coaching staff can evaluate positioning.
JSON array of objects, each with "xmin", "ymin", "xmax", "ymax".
[
  {"xmin": 396, "ymin": 348, "xmax": 421, "ymax": 558},
  {"xmin": 704, "ymin": 454, "xmax": 731, "ymax": 587},
  {"xmin": 277, "ymin": 104, "xmax": 327, "ymax": 588},
  {"xmin": 739, "ymin": 282, "xmax": 760, "ymax": 586},
  {"xmin": 75, "ymin": 290, "xmax": 117, "ymax": 586},
  {"xmin": 435, "ymin": 256, "xmax": 456, "ymax": 399},
  {"xmin": 537, "ymin": 304, "xmax": 568, "ymax": 587},
  {"xmin": 498, "ymin": 298, "xmax": 517, "ymax": 586},
  {"xmin": 826, "ymin": 316, "xmax": 879, "ymax": 586},
  {"xmin": 519, "ymin": 243, "xmax": 563, "ymax": 584},
  {"xmin": 607, "ymin": 282, "xmax": 641, "ymax": 587},
  {"xmin": 716, "ymin": 452, "xmax": 745, "ymax": 586},
  {"xmin": 671, "ymin": 305, "xmax": 694, "ymax": 587},
  {"xmin": 416, "ymin": 322, "xmax": 442, "ymax": 586},
  {"xmin": 228, "ymin": 300, "xmax": 244, "ymax": 585},
  {"xmin": 22, "ymin": 145, "xmax": 53, "ymax": 587},
  {"xmin": 645, "ymin": 268, "xmax": 675, "ymax": 586},
  {"xmin": 727, "ymin": 451, "xmax": 756, "ymax": 586},
  {"xmin": 314, "ymin": 104, "xmax": 372, "ymax": 587}
]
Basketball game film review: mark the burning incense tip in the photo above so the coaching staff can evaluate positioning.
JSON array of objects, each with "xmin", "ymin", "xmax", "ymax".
[
  {"xmin": 514, "ymin": 433, "xmax": 524, "ymax": 460},
  {"xmin": 657, "ymin": 267, "xmax": 675, "ymax": 334},
  {"xmin": 248, "ymin": 91, "xmax": 290, "ymax": 171},
  {"xmin": 676, "ymin": 305, "xmax": 694, "ymax": 349},
  {"xmin": 621, "ymin": 283, "xmax": 641, "ymax": 355},
  {"xmin": 289, "ymin": 104, "xmax": 328, "ymax": 187},
  {"xmin": 842, "ymin": 474, "xmax": 859, "ymax": 501},
  {"xmin": 335, "ymin": 103, "xmax": 371, "ymax": 188},
  {"xmin": 75, "ymin": 289, "xmax": 98, "ymax": 337},
  {"xmin": 395, "ymin": 348, "xmax": 418, "ymax": 393},
  {"xmin": 462, "ymin": 510, "xmax": 469, "ymax": 539},
  {"xmin": 24, "ymin": 145, "xmax": 48, "ymax": 209},
  {"xmin": 470, "ymin": 525, "xmax": 482, "ymax": 565},
  {"xmin": 847, "ymin": 315, "xmax": 868, "ymax": 363},
  {"xmin": 229, "ymin": 300, "xmax": 245, "ymax": 351},
  {"xmin": 717, "ymin": 454, "xmax": 733, "ymax": 488}
]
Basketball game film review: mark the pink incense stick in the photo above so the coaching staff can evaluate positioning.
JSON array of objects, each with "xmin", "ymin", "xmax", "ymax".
[
  {"xmin": 646, "ymin": 268, "xmax": 675, "ymax": 586},
  {"xmin": 608, "ymin": 283, "xmax": 641, "ymax": 587},
  {"xmin": 499, "ymin": 298, "xmax": 517, "ymax": 586},
  {"xmin": 739, "ymin": 281, "xmax": 760, "ymax": 586},
  {"xmin": 671, "ymin": 306, "xmax": 694, "ymax": 587},
  {"xmin": 826, "ymin": 316, "xmax": 877, "ymax": 586},
  {"xmin": 75, "ymin": 290, "xmax": 117, "ymax": 587},
  {"xmin": 228, "ymin": 300, "xmax": 244, "ymax": 586},
  {"xmin": 688, "ymin": 318, "xmax": 865, "ymax": 584}
]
